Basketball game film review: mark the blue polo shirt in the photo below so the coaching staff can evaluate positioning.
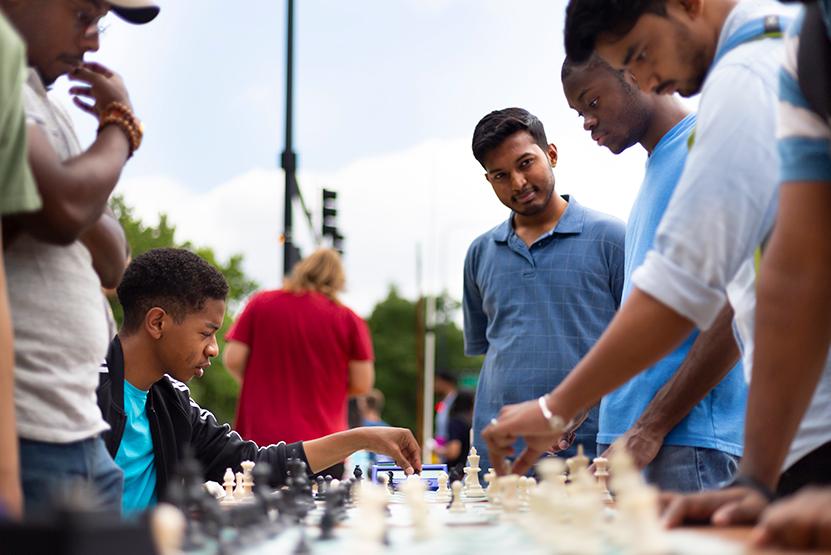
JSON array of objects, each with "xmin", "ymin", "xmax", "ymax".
[
  {"xmin": 598, "ymin": 114, "xmax": 746, "ymax": 456},
  {"xmin": 464, "ymin": 195, "xmax": 624, "ymax": 470}
]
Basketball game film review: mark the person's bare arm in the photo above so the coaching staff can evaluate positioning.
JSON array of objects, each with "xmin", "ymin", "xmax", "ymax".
[
  {"xmin": 302, "ymin": 427, "xmax": 422, "ymax": 474},
  {"xmin": 741, "ymin": 182, "xmax": 831, "ymax": 489},
  {"xmin": 601, "ymin": 302, "xmax": 739, "ymax": 469},
  {"xmin": 80, "ymin": 207, "xmax": 127, "ymax": 288},
  {"xmin": 347, "ymin": 360, "xmax": 374, "ymax": 396},
  {"xmin": 0, "ymin": 244, "xmax": 21, "ymax": 518},
  {"xmin": 662, "ymin": 182, "xmax": 831, "ymax": 528},
  {"xmin": 222, "ymin": 340, "xmax": 250, "ymax": 384},
  {"xmin": 4, "ymin": 63, "xmax": 133, "ymax": 245}
]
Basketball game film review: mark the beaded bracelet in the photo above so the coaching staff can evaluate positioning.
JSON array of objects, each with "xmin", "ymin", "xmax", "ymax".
[{"xmin": 97, "ymin": 101, "xmax": 143, "ymax": 157}]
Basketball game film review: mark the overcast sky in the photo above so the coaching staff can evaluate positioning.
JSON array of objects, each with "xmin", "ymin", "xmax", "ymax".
[{"xmin": 52, "ymin": 1, "xmax": 698, "ymax": 317}]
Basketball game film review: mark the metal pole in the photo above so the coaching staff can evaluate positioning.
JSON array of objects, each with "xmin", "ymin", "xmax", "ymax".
[
  {"xmin": 422, "ymin": 295, "xmax": 436, "ymax": 463},
  {"xmin": 281, "ymin": 0, "xmax": 297, "ymax": 276}
]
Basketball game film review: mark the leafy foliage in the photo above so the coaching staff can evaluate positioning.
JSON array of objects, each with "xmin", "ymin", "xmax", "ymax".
[{"xmin": 367, "ymin": 287, "xmax": 483, "ymax": 432}]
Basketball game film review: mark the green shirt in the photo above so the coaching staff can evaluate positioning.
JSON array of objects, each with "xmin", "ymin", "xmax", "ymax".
[{"xmin": 0, "ymin": 13, "xmax": 39, "ymax": 216}]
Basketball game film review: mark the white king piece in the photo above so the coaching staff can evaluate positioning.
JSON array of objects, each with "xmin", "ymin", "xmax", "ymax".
[{"xmin": 463, "ymin": 446, "xmax": 486, "ymax": 499}]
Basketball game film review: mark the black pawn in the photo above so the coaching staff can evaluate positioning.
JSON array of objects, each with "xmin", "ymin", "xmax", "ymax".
[
  {"xmin": 353, "ymin": 464, "xmax": 363, "ymax": 481},
  {"xmin": 387, "ymin": 470, "xmax": 395, "ymax": 492}
]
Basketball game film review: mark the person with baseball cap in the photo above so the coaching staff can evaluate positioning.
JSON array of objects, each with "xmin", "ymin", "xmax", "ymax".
[{"xmin": 0, "ymin": 0, "xmax": 158, "ymax": 516}]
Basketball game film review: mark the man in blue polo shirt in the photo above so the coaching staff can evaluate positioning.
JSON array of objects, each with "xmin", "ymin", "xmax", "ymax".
[
  {"xmin": 561, "ymin": 56, "xmax": 745, "ymax": 492},
  {"xmin": 465, "ymin": 107, "xmax": 625, "ymax": 472}
]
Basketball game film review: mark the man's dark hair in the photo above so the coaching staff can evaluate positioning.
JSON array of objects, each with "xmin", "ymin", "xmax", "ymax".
[
  {"xmin": 117, "ymin": 248, "xmax": 229, "ymax": 333},
  {"xmin": 471, "ymin": 108, "xmax": 549, "ymax": 168},
  {"xmin": 364, "ymin": 388, "xmax": 385, "ymax": 414},
  {"xmin": 564, "ymin": 0, "xmax": 668, "ymax": 63},
  {"xmin": 561, "ymin": 55, "xmax": 630, "ymax": 88}
]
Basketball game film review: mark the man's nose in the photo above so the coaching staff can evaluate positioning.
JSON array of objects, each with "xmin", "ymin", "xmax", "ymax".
[
  {"xmin": 583, "ymin": 115, "xmax": 597, "ymax": 132},
  {"xmin": 206, "ymin": 336, "xmax": 219, "ymax": 357}
]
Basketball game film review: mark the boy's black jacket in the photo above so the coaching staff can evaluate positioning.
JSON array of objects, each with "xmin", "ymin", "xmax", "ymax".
[{"xmin": 97, "ymin": 336, "xmax": 308, "ymax": 499}]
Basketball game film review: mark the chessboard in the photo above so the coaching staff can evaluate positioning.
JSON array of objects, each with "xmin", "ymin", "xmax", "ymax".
[{"xmin": 158, "ymin": 446, "xmax": 754, "ymax": 555}]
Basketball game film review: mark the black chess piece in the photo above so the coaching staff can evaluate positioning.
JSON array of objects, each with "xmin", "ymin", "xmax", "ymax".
[
  {"xmin": 387, "ymin": 470, "xmax": 395, "ymax": 492},
  {"xmin": 318, "ymin": 487, "xmax": 338, "ymax": 541},
  {"xmin": 353, "ymin": 464, "xmax": 363, "ymax": 481}
]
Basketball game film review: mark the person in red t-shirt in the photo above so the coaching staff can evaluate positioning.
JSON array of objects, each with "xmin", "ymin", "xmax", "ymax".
[{"xmin": 223, "ymin": 249, "xmax": 374, "ymax": 456}]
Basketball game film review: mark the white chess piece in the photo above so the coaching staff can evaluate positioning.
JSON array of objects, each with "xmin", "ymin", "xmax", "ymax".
[
  {"xmin": 150, "ymin": 503, "xmax": 186, "ymax": 555},
  {"xmin": 240, "ymin": 460, "xmax": 255, "ymax": 495},
  {"xmin": 435, "ymin": 471, "xmax": 451, "ymax": 502},
  {"xmin": 462, "ymin": 447, "xmax": 486, "ymax": 499},
  {"xmin": 354, "ymin": 481, "xmax": 388, "ymax": 545},
  {"xmin": 566, "ymin": 444, "xmax": 590, "ymax": 478},
  {"xmin": 233, "ymin": 471, "xmax": 245, "ymax": 498},
  {"xmin": 223, "ymin": 467, "xmax": 235, "ymax": 497},
  {"xmin": 401, "ymin": 474, "xmax": 434, "ymax": 540},
  {"xmin": 378, "ymin": 473, "xmax": 391, "ymax": 497},
  {"xmin": 448, "ymin": 480, "xmax": 466, "ymax": 513},
  {"xmin": 592, "ymin": 457, "xmax": 613, "ymax": 505}
]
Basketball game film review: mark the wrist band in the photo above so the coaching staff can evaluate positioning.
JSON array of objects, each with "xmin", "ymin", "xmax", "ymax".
[
  {"xmin": 97, "ymin": 101, "xmax": 143, "ymax": 157},
  {"xmin": 723, "ymin": 474, "xmax": 775, "ymax": 502},
  {"xmin": 538, "ymin": 395, "xmax": 565, "ymax": 432}
]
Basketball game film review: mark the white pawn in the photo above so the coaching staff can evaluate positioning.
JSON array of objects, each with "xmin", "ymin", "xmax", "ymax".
[
  {"xmin": 435, "ymin": 471, "xmax": 451, "ymax": 502},
  {"xmin": 233, "ymin": 471, "xmax": 245, "ymax": 498},
  {"xmin": 448, "ymin": 480, "xmax": 466, "ymax": 513},
  {"xmin": 402, "ymin": 474, "xmax": 433, "ymax": 540},
  {"xmin": 378, "ymin": 473, "xmax": 391, "ymax": 497},
  {"xmin": 222, "ymin": 467, "xmax": 235, "ymax": 497}
]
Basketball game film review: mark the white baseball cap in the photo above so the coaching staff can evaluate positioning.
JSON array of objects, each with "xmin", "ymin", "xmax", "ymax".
[{"xmin": 108, "ymin": 0, "xmax": 160, "ymax": 24}]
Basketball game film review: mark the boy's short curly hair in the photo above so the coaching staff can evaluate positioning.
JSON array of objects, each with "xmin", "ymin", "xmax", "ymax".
[{"xmin": 117, "ymin": 248, "xmax": 229, "ymax": 334}]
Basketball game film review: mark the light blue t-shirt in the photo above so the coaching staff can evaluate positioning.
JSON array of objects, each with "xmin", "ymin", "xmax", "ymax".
[
  {"xmin": 115, "ymin": 381, "xmax": 157, "ymax": 514},
  {"xmin": 598, "ymin": 114, "xmax": 746, "ymax": 456},
  {"xmin": 464, "ymin": 196, "xmax": 625, "ymax": 471}
]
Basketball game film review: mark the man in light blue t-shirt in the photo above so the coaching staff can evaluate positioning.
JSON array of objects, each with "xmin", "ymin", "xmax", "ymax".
[{"xmin": 560, "ymin": 55, "xmax": 746, "ymax": 492}]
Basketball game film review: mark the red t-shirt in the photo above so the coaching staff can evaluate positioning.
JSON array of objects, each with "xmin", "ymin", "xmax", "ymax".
[{"xmin": 226, "ymin": 290, "xmax": 374, "ymax": 445}]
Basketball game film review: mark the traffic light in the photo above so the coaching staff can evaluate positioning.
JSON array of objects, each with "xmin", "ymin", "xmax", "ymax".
[{"xmin": 322, "ymin": 188, "xmax": 344, "ymax": 253}]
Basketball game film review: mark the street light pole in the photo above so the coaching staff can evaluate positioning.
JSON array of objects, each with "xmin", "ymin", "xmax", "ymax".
[{"xmin": 280, "ymin": 0, "xmax": 298, "ymax": 276}]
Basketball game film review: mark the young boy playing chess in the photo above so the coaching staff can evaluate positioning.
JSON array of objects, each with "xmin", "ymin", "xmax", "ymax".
[{"xmin": 97, "ymin": 248, "xmax": 421, "ymax": 514}]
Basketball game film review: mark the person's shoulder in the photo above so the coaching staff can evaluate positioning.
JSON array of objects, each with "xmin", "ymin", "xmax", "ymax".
[
  {"xmin": 157, "ymin": 374, "xmax": 195, "ymax": 412},
  {"xmin": 579, "ymin": 204, "xmax": 625, "ymax": 237},
  {"xmin": 467, "ymin": 219, "xmax": 509, "ymax": 255}
]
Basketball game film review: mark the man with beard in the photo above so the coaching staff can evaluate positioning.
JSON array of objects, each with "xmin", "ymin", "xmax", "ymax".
[
  {"xmin": 561, "ymin": 55, "xmax": 745, "ymax": 492},
  {"xmin": 465, "ymin": 107, "xmax": 625, "ymax": 473},
  {"xmin": 483, "ymin": 0, "xmax": 828, "ymax": 530}
]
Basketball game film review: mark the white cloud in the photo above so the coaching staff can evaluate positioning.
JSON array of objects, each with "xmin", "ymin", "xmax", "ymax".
[{"xmin": 117, "ymin": 133, "xmax": 646, "ymax": 318}]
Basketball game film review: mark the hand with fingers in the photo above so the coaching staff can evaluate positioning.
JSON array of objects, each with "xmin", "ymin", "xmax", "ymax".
[
  {"xmin": 751, "ymin": 487, "xmax": 831, "ymax": 550},
  {"xmin": 362, "ymin": 427, "xmax": 423, "ymax": 476},
  {"xmin": 68, "ymin": 62, "xmax": 132, "ymax": 119},
  {"xmin": 481, "ymin": 396, "xmax": 564, "ymax": 476},
  {"xmin": 661, "ymin": 485, "xmax": 770, "ymax": 528},
  {"xmin": 590, "ymin": 425, "xmax": 664, "ymax": 474}
]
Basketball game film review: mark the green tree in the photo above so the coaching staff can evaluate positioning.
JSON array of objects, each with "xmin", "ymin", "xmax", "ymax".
[
  {"xmin": 367, "ymin": 286, "xmax": 483, "ymax": 433},
  {"xmin": 109, "ymin": 195, "xmax": 258, "ymax": 425}
]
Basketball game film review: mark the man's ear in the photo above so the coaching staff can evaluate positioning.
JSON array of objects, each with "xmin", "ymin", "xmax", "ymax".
[
  {"xmin": 547, "ymin": 144, "xmax": 559, "ymax": 167},
  {"xmin": 144, "ymin": 307, "xmax": 167, "ymax": 340},
  {"xmin": 677, "ymin": 0, "xmax": 704, "ymax": 20}
]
